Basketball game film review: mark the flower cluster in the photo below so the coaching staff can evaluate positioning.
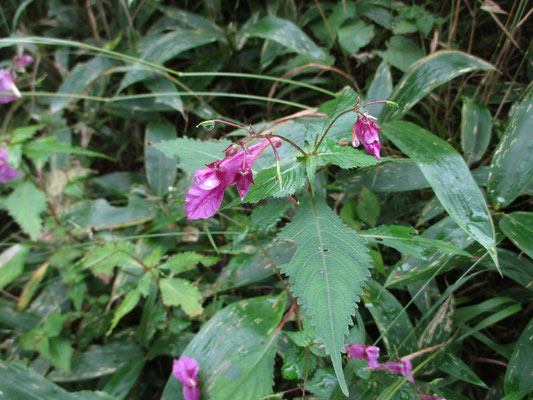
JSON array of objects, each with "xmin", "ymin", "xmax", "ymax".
[
  {"xmin": 185, "ymin": 137, "xmax": 282, "ymax": 220},
  {"xmin": 173, "ymin": 357, "xmax": 200, "ymax": 400},
  {"xmin": 351, "ymin": 113, "xmax": 382, "ymax": 160},
  {"xmin": 345, "ymin": 343, "xmax": 413, "ymax": 382},
  {"xmin": 0, "ymin": 148, "xmax": 18, "ymax": 183}
]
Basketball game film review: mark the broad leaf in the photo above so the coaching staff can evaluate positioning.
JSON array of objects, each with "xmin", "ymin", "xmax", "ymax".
[
  {"xmin": 6, "ymin": 181, "xmax": 47, "ymax": 240},
  {"xmin": 504, "ymin": 318, "xmax": 533, "ymax": 394},
  {"xmin": 378, "ymin": 35, "xmax": 423, "ymax": 73},
  {"xmin": 0, "ymin": 245, "xmax": 29, "ymax": 290},
  {"xmin": 159, "ymin": 252, "xmax": 219, "ymax": 274},
  {"xmin": 315, "ymin": 144, "xmax": 379, "ymax": 169},
  {"xmin": 487, "ymin": 87, "xmax": 533, "ymax": 209},
  {"xmin": 382, "ymin": 121, "xmax": 498, "ymax": 268},
  {"xmin": 145, "ymin": 122, "xmax": 177, "ymax": 196},
  {"xmin": 366, "ymin": 60, "xmax": 393, "ymax": 117},
  {"xmin": 499, "ymin": 212, "xmax": 533, "ymax": 260},
  {"xmin": 380, "ymin": 51, "xmax": 495, "ymax": 122},
  {"xmin": 161, "ymin": 295, "xmax": 285, "ymax": 400},
  {"xmin": 159, "ymin": 278, "xmax": 203, "ymax": 317},
  {"xmin": 460, "ymin": 97, "xmax": 492, "ymax": 165},
  {"xmin": 240, "ymin": 16, "xmax": 328, "ymax": 62},
  {"xmin": 278, "ymin": 195, "xmax": 372, "ymax": 395},
  {"xmin": 153, "ymin": 137, "xmax": 231, "ymax": 176},
  {"xmin": 440, "ymin": 353, "xmax": 488, "ymax": 388}
]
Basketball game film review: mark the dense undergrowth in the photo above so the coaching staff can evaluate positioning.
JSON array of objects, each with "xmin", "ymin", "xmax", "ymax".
[{"xmin": 0, "ymin": 1, "xmax": 532, "ymax": 399}]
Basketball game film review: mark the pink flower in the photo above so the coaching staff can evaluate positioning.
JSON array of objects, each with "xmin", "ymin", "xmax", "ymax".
[
  {"xmin": 418, "ymin": 395, "xmax": 446, "ymax": 400},
  {"xmin": 173, "ymin": 357, "xmax": 200, "ymax": 400},
  {"xmin": 345, "ymin": 344, "xmax": 380, "ymax": 368},
  {"xmin": 14, "ymin": 55, "xmax": 34, "ymax": 71},
  {"xmin": 185, "ymin": 138, "xmax": 282, "ymax": 220},
  {"xmin": 352, "ymin": 113, "xmax": 381, "ymax": 160},
  {"xmin": 375, "ymin": 359, "xmax": 414, "ymax": 382},
  {"xmin": 0, "ymin": 70, "xmax": 21, "ymax": 104},
  {"xmin": 0, "ymin": 148, "xmax": 18, "ymax": 183}
]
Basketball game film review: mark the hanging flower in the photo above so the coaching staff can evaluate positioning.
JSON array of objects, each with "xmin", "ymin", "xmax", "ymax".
[
  {"xmin": 0, "ymin": 148, "xmax": 18, "ymax": 183},
  {"xmin": 345, "ymin": 344, "xmax": 380, "ymax": 368},
  {"xmin": 14, "ymin": 55, "xmax": 34, "ymax": 72},
  {"xmin": 173, "ymin": 357, "xmax": 200, "ymax": 400},
  {"xmin": 0, "ymin": 70, "xmax": 21, "ymax": 104},
  {"xmin": 375, "ymin": 359, "xmax": 414, "ymax": 382},
  {"xmin": 185, "ymin": 137, "xmax": 282, "ymax": 220},
  {"xmin": 351, "ymin": 113, "xmax": 381, "ymax": 160}
]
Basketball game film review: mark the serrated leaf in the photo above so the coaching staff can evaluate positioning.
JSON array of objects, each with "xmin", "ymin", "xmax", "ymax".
[
  {"xmin": 81, "ymin": 242, "xmax": 138, "ymax": 276},
  {"xmin": 338, "ymin": 20, "xmax": 374, "ymax": 54},
  {"xmin": 380, "ymin": 51, "xmax": 495, "ymax": 122},
  {"xmin": 504, "ymin": 318, "xmax": 533, "ymax": 394},
  {"xmin": 153, "ymin": 137, "xmax": 231, "ymax": 176},
  {"xmin": 361, "ymin": 225, "xmax": 470, "ymax": 259},
  {"xmin": 499, "ymin": 212, "xmax": 533, "ymax": 260},
  {"xmin": 0, "ymin": 244, "xmax": 29, "ymax": 290},
  {"xmin": 282, "ymin": 342, "xmax": 317, "ymax": 380},
  {"xmin": 159, "ymin": 278, "xmax": 203, "ymax": 317},
  {"xmin": 161, "ymin": 296, "xmax": 285, "ymax": 400},
  {"xmin": 315, "ymin": 144, "xmax": 379, "ymax": 169},
  {"xmin": 107, "ymin": 289, "xmax": 142, "ymax": 335},
  {"xmin": 378, "ymin": 35, "xmax": 424, "ymax": 73},
  {"xmin": 461, "ymin": 97, "xmax": 492, "ymax": 165},
  {"xmin": 240, "ymin": 16, "xmax": 328, "ymax": 61},
  {"xmin": 278, "ymin": 195, "xmax": 372, "ymax": 396},
  {"xmin": 250, "ymin": 199, "xmax": 291, "ymax": 232},
  {"xmin": 382, "ymin": 121, "xmax": 497, "ymax": 268},
  {"xmin": 159, "ymin": 252, "xmax": 219, "ymax": 273},
  {"xmin": 144, "ymin": 122, "xmax": 177, "ymax": 196},
  {"xmin": 487, "ymin": 87, "xmax": 533, "ymax": 209},
  {"xmin": 6, "ymin": 181, "xmax": 47, "ymax": 240}
]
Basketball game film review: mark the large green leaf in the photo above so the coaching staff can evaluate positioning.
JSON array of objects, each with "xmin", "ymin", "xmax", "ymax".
[
  {"xmin": 504, "ymin": 318, "xmax": 533, "ymax": 394},
  {"xmin": 500, "ymin": 212, "xmax": 533, "ymax": 260},
  {"xmin": 487, "ymin": 87, "xmax": 533, "ymax": 209},
  {"xmin": 5, "ymin": 181, "xmax": 47, "ymax": 240},
  {"xmin": 380, "ymin": 51, "xmax": 495, "ymax": 122},
  {"xmin": 153, "ymin": 137, "xmax": 231, "ymax": 176},
  {"xmin": 278, "ymin": 196, "xmax": 372, "ymax": 396},
  {"xmin": 161, "ymin": 295, "xmax": 285, "ymax": 400},
  {"xmin": 315, "ymin": 143, "xmax": 379, "ymax": 169},
  {"xmin": 461, "ymin": 97, "xmax": 492, "ymax": 165},
  {"xmin": 440, "ymin": 353, "xmax": 488, "ymax": 388},
  {"xmin": 50, "ymin": 56, "xmax": 116, "ymax": 113},
  {"xmin": 0, "ymin": 360, "xmax": 114, "ymax": 400},
  {"xmin": 366, "ymin": 60, "xmax": 393, "ymax": 118},
  {"xmin": 382, "ymin": 121, "xmax": 497, "ymax": 267},
  {"xmin": 145, "ymin": 122, "xmax": 177, "ymax": 196},
  {"xmin": 240, "ymin": 16, "xmax": 328, "ymax": 62}
]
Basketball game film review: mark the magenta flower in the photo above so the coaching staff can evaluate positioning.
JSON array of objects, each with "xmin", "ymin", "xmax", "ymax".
[
  {"xmin": 345, "ymin": 344, "xmax": 380, "ymax": 368},
  {"xmin": 0, "ymin": 70, "xmax": 21, "ymax": 104},
  {"xmin": 375, "ymin": 359, "xmax": 414, "ymax": 382},
  {"xmin": 418, "ymin": 395, "xmax": 446, "ymax": 400},
  {"xmin": 14, "ymin": 55, "xmax": 34, "ymax": 71},
  {"xmin": 185, "ymin": 137, "xmax": 282, "ymax": 220},
  {"xmin": 352, "ymin": 113, "xmax": 381, "ymax": 160},
  {"xmin": 173, "ymin": 357, "xmax": 200, "ymax": 400},
  {"xmin": 0, "ymin": 148, "xmax": 18, "ymax": 183}
]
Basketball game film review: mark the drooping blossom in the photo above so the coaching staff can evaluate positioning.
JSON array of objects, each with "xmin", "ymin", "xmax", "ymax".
[
  {"xmin": 173, "ymin": 357, "xmax": 200, "ymax": 400},
  {"xmin": 352, "ymin": 113, "xmax": 381, "ymax": 160},
  {"xmin": 345, "ymin": 344, "xmax": 380, "ymax": 368},
  {"xmin": 418, "ymin": 395, "xmax": 446, "ymax": 400},
  {"xmin": 0, "ymin": 69, "xmax": 21, "ymax": 104},
  {"xmin": 14, "ymin": 55, "xmax": 34, "ymax": 71},
  {"xmin": 0, "ymin": 148, "xmax": 18, "ymax": 183},
  {"xmin": 185, "ymin": 137, "xmax": 282, "ymax": 220},
  {"xmin": 375, "ymin": 359, "xmax": 414, "ymax": 382}
]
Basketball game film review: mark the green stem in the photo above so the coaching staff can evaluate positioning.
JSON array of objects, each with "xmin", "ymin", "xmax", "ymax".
[{"xmin": 313, "ymin": 108, "xmax": 354, "ymax": 153}]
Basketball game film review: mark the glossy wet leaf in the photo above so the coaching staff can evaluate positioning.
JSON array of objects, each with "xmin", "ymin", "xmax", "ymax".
[
  {"xmin": 145, "ymin": 122, "xmax": 177, "ymax": 196},
  {"xmin": 278, "ymin": 196, "xmax": 372, "ymax": 395},
  {"xmin": 440, "ymin": 354, "xmax": 488, "ymax": 388},
  {"xmin": 362, "ymin": 279, "xmax": 417, "ymax": 355},
  {"xmin": 0, "ymin": 360, "xmax": 114, "ymax": 400},
  {"xmin": 487, "ymin": 86, "xmax": 533, "ymax": 209},
  {"xmin": 161, "ymin": 295, "xmax": 285, "ymax": 400},
  {"xmin": 499, "ymin": 212, "xmax": 533, "ymax": 259},
  {"xmin": 461, "ymin": 97, "xmax": 492, "ymax": 165},
  {"xmin": 240, "ymin": 16, "xmax": 328, "ymax": 62},
  {"xmin": 504, "ymin": 318, "xmax": 533, "ymax": 394},
  {"xmin": 380, "ymin": 51, "xmax": 495, "ymax": 122},
  {"xmin": 382, "ymin": 121, "xmax": 498, "ymax": 268}
]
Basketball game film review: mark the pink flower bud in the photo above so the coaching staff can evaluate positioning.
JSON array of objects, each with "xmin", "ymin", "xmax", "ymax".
[
  {"xmin": 14, "ymin": 55, "xmax": 34, "ymax": 71},
  {"xmin": 0, "ymin": 69, "xmax": 21, "ymax": 104},
  {"xmin": 352, "ymin": 114, "xmax": 382, "ymax": 160},
  {"xmin": 0, "ymin": 148, "xmax": 18, "ymax": 183}
]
